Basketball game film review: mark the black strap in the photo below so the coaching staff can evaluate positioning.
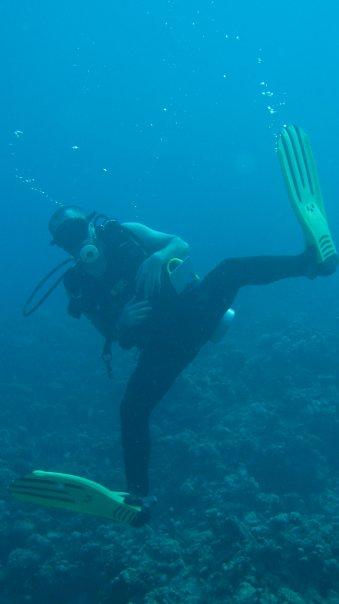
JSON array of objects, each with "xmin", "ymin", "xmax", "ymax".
[{"xmin": 23, "ymin": 258, "xmax": 74, "ymax": 317}]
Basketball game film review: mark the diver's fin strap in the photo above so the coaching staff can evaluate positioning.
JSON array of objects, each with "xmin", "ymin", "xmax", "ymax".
[
  {"xmin": 277, "ymin": 125, "xmax": 337, "ymax": 263},
  {"xmin": 11, "ymin": 471, "xmax": 141, "ymax": 526}
]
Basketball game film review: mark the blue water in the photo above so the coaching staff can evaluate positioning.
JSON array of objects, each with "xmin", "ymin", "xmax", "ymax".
[
  {"xmin": 2, "ymin": 1, "xmax": 338, "ymax": 315},
  {"xmin": 1, "ymin": 2, "xmax": 339, "ymax": 603}
]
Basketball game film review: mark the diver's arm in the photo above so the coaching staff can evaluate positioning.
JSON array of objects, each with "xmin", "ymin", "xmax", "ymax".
[
  {"xmin": 124, "ymin": 223, "xmax": 190, "ymax": 298},
  {"xmin": 123, "ymin": 222, "xmax": 190, "ymax": 261}
]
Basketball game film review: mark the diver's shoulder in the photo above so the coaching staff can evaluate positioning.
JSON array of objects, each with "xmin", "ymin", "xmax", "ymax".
[{"xmin": 122, "ymin": 221, "xmax": 148, "ymax": 231}]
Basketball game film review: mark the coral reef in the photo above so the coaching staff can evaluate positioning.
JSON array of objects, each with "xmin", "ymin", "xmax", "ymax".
[{"xmin": 1, "ymin": 313, "xmax": 338, "ymax": 603}]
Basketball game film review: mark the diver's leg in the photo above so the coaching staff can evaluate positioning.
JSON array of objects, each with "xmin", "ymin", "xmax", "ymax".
[
  {"xmin": 190, "ymin": 250, "xmax": 320, "ymax": 335},
  {"xmin": 120, "ymin": 351, "xmax": 192, "ymax": 497},
  {"xmin": 202, "ymin": 251, "xmax": 318, "ymax": 306}
]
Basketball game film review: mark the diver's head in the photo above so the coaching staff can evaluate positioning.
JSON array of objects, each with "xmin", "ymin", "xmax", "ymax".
[
  {"xmin": 49, "ymin": 206, "xmax": 90, "ymax": 255},
  {"xmin": 49, "ymin": 205, "xmax": 107, "ymax": 276}
]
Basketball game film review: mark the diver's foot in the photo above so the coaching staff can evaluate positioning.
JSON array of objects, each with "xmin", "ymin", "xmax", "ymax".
[
  {"xmin": 124, "ymin": 494, "xmax": 158, "ymax": 527},
  {"xmin": 302, "ymin": 246, "xmax": 338, "ymax": 279}
]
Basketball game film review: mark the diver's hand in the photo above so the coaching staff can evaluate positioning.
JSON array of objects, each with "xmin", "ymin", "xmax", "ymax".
[
  {"xmin": 116, "ymin": 299, "xmax": 152, "ymax": 350},
  {"xmin": 117, "ymin": 299, "xmax": 152, "ymax": 333},
  {"xmin": 136, "ymin": 253, "xmax": 164, "ymax": 299}
]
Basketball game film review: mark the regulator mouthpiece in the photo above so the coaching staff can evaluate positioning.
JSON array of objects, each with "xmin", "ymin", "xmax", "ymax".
[{"xmin": 80, "ymin": 244, "xmax": 100, "ymax": 264}]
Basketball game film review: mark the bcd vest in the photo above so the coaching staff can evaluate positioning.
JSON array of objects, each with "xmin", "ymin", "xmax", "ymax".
[{"xmin": 63, "ymin": 220, "xmax": 148, "ymax": 327}]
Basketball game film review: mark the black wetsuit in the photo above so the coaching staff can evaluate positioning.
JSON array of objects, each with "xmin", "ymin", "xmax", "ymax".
[
  {"xmin": 64, "ymin": 223, "xmax": 310, "ymax": 497},
  {"xmin": 120, "ymin": 254, "xmax": 309, "ymax": 496}
]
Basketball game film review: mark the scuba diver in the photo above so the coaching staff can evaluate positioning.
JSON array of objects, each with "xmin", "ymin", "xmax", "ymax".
[{"xmin": 12, "ymin": 125, "xmax": 338, "ymax": 527}]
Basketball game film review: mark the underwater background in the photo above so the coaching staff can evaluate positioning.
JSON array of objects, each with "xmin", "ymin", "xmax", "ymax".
[{"xmin": 1, "ymin": 1, "xmax": 339, "ymax": 602}]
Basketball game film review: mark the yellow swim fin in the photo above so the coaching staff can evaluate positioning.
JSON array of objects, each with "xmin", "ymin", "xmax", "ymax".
[
  {"xmin": 11, "ymin": 470, "xmax": 142, "ymax": 526},
  {"xmin": 277, "ymin": 125, "xmax": 337, "ymax": 265}
]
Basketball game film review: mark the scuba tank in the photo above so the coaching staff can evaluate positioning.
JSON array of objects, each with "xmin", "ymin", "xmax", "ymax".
[{"xmin": 209, "ymin": 308, "xmax": 236, "ymax": 343}]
